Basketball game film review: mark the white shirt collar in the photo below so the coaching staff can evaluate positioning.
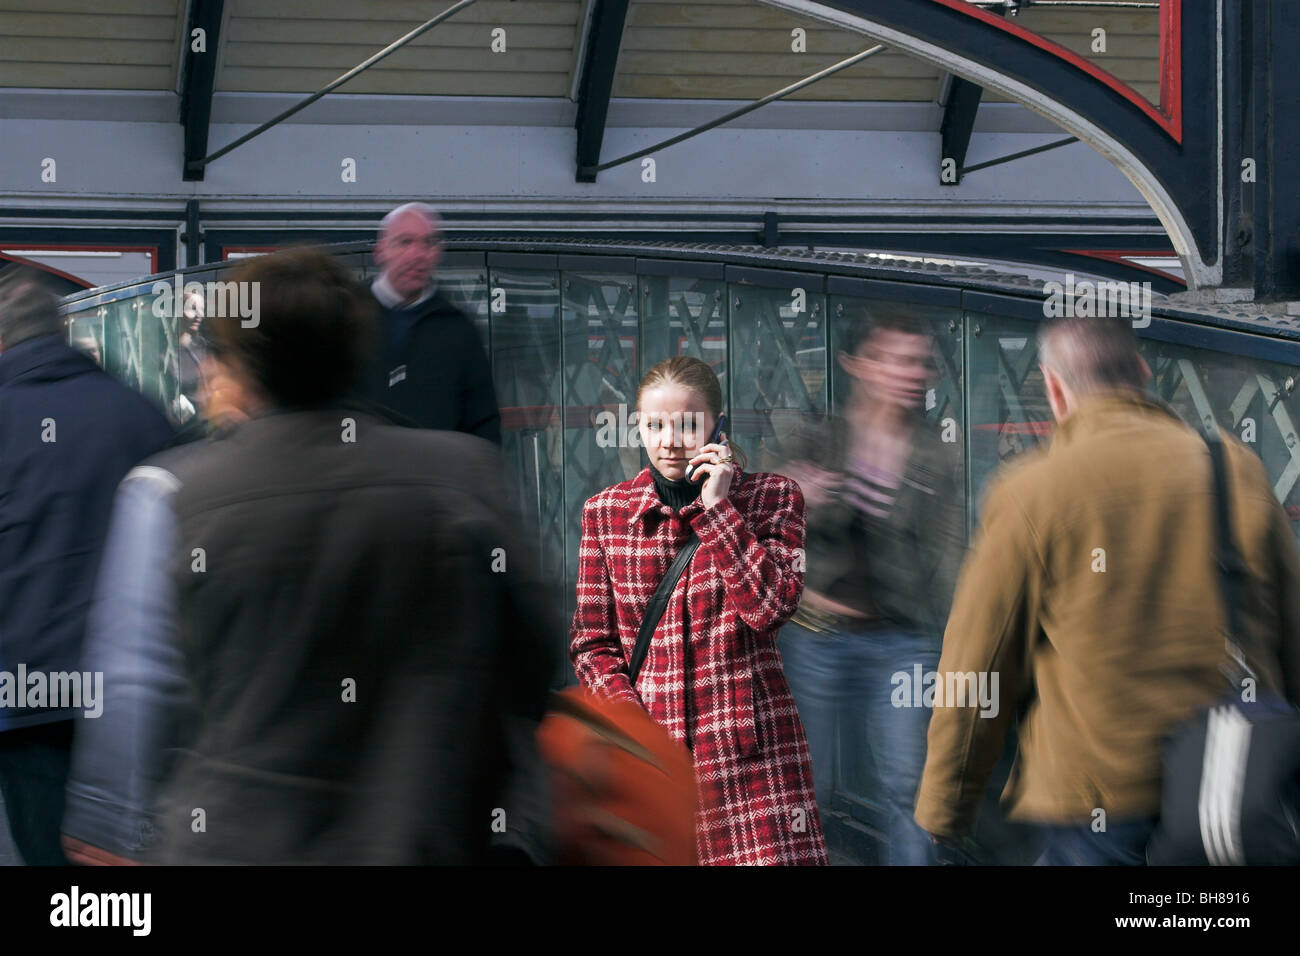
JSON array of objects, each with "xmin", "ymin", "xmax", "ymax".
[{"xmin": 372, "ymin": 272, "xmax": 437, "ymax": 311}]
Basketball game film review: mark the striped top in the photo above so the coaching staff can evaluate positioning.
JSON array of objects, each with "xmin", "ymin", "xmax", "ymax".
[{"xmin": 843, "ymin": 454, "xmax": 901, "ymax": 520}]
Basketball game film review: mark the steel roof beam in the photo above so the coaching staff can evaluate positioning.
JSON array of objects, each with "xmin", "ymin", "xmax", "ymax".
[
  {"xmin": 574, "ymin": 0, "xmax": 630, "ymax": 183},
  {"xmin": 939, "ymin": 75, "xmax": 984, "ymax": 184},
  {"xmin": 180, "ymin": 0, "xmax": 224, "ymax": 182}
]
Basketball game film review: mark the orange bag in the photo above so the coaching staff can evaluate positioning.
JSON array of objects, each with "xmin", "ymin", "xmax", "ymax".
[{"xmin": 537, "ymin": 688, "xmax": 697, "ymax": 866}]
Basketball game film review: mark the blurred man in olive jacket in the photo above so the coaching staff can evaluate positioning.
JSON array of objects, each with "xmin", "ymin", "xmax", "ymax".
[{"xmin": 916, "ymin": 315, "xmax": 1300, "ymax": 865}]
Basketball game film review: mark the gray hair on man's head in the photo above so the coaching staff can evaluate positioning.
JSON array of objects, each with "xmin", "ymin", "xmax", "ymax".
[
  {"xmin": 0, "ymin": 265, "xmax": 62, "ymax": 349},
  {"xmin": 1037, "ymin": 315, "xmax": 1146, "ymax": 395},
  {"xmin": 378, "ymin": 202, "xmax": 443, "ymax": 240}
]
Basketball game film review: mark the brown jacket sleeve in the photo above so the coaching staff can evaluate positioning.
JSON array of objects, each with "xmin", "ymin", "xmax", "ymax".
[
  {"xmin": 1267, "ymin": 491, "xmax": 1300, "ymax": 705},
  {"xmin": 913, "ymin": 470, "xmax": 1040, "ymax": 839}
]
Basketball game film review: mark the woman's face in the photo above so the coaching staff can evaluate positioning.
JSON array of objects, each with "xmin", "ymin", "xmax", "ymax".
[
  {"xmin": 182, "ymin": 293, "xmax": 204, "ymax": 333},
  {"xmin": 637, "ymin": 383, "xmax": 715, "ymax": 480}
]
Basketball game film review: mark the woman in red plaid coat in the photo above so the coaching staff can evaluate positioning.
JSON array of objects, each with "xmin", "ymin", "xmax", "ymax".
[{"xmin": 570, "ymin": 356, "xmax": 828, "ymax": 865}]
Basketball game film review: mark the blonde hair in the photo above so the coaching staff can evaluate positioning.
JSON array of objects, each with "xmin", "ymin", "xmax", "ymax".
[{"xmin": 636, "ymin": 355, "xmax": 748, "ymax": 471}]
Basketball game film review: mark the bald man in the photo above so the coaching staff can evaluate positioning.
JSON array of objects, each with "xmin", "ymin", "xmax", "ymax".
[
  {"xmin": 914, "ymin": 315, "xmax": 1300, "ymax": 865},
  {"xmin": 354, "ymin": 202, "xmax": 501, "ymax": 443}
]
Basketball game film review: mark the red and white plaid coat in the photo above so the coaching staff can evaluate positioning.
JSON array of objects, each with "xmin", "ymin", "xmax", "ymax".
[{"xmin": 570, "ymin": 465, "xmax": 828, "ymax": 865}]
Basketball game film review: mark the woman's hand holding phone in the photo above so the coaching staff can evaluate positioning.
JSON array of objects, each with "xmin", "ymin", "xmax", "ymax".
[{"xmin": 687, "ymin": 414, "xmax": 734, "ymax": 510}]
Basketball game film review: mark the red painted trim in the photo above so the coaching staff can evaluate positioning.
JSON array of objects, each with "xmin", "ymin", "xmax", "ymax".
[
  {"xmin": 930, "ymin": 0, "xmax": 1182, "ymax": 143},
  {"xmin": 0, "ymin": 251, "xmax": 93, "ymax": 288},
  {"xmin": 0, "ymin": 243, "xmax": 158, "ymax": 279},
  {"xmin": 1060, "ymin": 247, "xmax": 1186, "ymax": 284},
  {"xmin": 502, "ymin": 406, "xmax": 561, "ymax": 430},
  {"xmin": 1158, "ymin": 0, "xmax": 1183, "ymax": 142}
]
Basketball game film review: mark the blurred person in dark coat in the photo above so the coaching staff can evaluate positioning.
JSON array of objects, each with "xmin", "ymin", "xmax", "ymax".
[
  {"xmin": 61, "ymin": 352, "xmax": 251, "ymax": 866},
  {"xmin": 353, "ymin": 202, "xmax": 501, "ymax": 443},
  {"xmin": 775, "ymin": 308, "xmax": 964, "ymax": 865},
  {"xmin": 0, "ymin": 266, "xmax": 173, "ymax": 864},
  {"xmin": 63, "ymin": 248, "xmax": 554, "ymax": 864}
]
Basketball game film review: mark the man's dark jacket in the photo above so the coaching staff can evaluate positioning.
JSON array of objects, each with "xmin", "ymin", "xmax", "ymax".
[
  {"xmin": 0, "ymin": 334, "xmax": 172, "ymax": 725},
  {"xmin": 355, "ymin": 285, "xmax": 502, "ymax": 444},
  {"xmin": 151, "ymin": 408, "xmax": 554, "ymax": 863}
]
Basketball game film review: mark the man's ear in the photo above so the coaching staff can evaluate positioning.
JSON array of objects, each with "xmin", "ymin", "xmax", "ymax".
[
  {"xmin": 1137, "ymin": 354, "xmax": 1153, "ymax": 387},
  {"xmin": 837, "ymin": 349, "xmax": 867, "ymax": 377},
  {"xmin": 1041, "ymin": 363, "xmax": 1068, "ymax": 423}
]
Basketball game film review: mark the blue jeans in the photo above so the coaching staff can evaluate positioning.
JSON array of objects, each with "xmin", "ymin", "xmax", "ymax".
[
  {"xmin": 1033, "ymin": 817, "xmax": 1157, "ymax": 866},
  {"xmin": 779, "ymin": 619, "xmax": 940, "ymax": 865}
]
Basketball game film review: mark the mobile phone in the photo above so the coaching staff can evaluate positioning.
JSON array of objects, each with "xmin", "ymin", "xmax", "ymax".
[{"xmin": 685, "ymin": 413, "xmax": 729, "ymax": 481}]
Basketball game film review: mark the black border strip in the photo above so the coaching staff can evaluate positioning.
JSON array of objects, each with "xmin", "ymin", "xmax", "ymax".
[
  {"xmin": 558, "ymin": 254, "xmax": 638, "ymax": 274},
  {"xmin": 828, "ymin": 276, "xmax": 962, "ymax": 306},
  {"xmin": 726, "ymin": 265, "xmax": 826, "ymax": 291}
]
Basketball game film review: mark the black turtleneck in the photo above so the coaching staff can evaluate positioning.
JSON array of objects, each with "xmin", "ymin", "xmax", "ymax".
[{"xmin": 650, "ymin": 462, "xmax": 703, "ymax": 511}]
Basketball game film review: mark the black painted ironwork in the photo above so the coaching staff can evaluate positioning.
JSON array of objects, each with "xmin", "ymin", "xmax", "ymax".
[
  {"xmin": 193, "ymin": 0, "xmax": 478, "ymax": 171},
  {"xmin": 180, "ymin": 0, "xmax": 224, "ymax": 181},
  {"xmin": 581, "ymin": 45, "xmax": 887, "ymax": 176},
  {"xmin": 940, "ymin": 76, "xmax": 985, "ymax": 185},
  {"xmin": 573, "ymin": 0, "xmax": 631, "ymax": 184},
  {"xmin": 962, "ymin": 136, "xmax": 1080, "ymax": 176}
]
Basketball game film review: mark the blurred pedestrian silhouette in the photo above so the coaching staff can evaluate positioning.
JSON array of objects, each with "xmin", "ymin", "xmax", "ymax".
[{"xmin": 776, "ymin": 307, "xmax": 964, "ymax": 865}]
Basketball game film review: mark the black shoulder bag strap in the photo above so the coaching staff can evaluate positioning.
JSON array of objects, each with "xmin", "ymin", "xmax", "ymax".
[
  {"xmin": 627, "ymin": 532, "xmax": 700, "ymax": 685},
  {"xmin": 1206, "ymin": 431, "xmax": 1256, "ymax": 688}
]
